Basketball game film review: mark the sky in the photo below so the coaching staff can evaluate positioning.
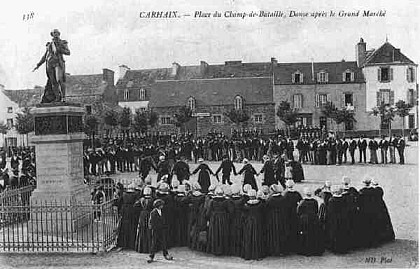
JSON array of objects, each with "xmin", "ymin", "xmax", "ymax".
[{"xmin": 0, "ymin": 0, "xmax": 418, "ymax": 89}]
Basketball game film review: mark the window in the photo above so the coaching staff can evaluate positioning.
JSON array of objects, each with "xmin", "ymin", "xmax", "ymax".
[
  {"xmin": 254, "ymin": 114, "xmax": 263, "ymax": 123},
  {"xmin": 292, "ymin": 71, "xmax": 303, "ymax": 84},
  {"xmin": 139, "ymin": 88, "xmax": 146, "ymax": 100},
  {"xmin": 187, "ymin": 97, "xmax": 196, "ymax": 111},
  {"xmin": 378, "ymin": 67, "xmax": 393, "ymax": 82},
  {"xmin": 85, "ymin": 105, "xmax": 92, "ymax": 115},
  {"xmin": 124, "ymin": 89, "xmax": 129, "ymax": 100},
  {"xmin": 7, "ymin": 119, "xmax": 13, "ymax": 129},
  {"xmin": 315, "ymin": 94, "xmax": 328, "ymax": 107},
  {"xmin": 317, "ymin": 71, "xmax": 328, "ymax": 83},
  {"xmin": 234, "ymin": 96, "xmax": 243, "ymax": 110},
  {"xmin": 344, "ymin": 93, "xmax": 354, "ymax": 108},
  {"xmin": 343, "ymin": 70, "xmax": 354, "ymax": 82},
  {"xmin": 7, "ymin": 107, "xmax": 13, "ymax": 113},
  {"xmin": 408, "ymin": 89, "xmax": 415, "ymax": 106},
  {"xmin": 293, "ymin": 94, "xmax": 303, "ymax": 109},
  {"xmin": 160, "ymin": 117, "xmax": 171, "ymax": 125},
  {"xmin": 407, "ymin": 67, "xmax": 415, "ymax": 83},
  {"xmin": 294, "ymin": 115, "xmax": 312, "ymax": 127},
  {"xmin": 377, "ymin": 89, "xmax": 394, "ymax": 105},
  {"xmin": 409, "ymin": 115, "xmax": 415, "ymax": 129},
  {"xmin": 213, "ymin": 114, "xmax": 222, "ymax": 124}
]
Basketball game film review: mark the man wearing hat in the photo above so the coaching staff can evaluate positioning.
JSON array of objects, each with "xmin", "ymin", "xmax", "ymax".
[
  {"xmin": 33, "ymin": 29, "xmax": 70, "ymax": 103},
  {"xmin": 215, "ymin": 155, "xmax": 237, "ymax": 185},
  {"xmin": 148, "ymin": 199, "xmax": 173, "ymax": 263}
]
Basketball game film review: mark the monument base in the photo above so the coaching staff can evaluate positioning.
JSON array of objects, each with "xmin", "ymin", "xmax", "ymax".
[{"xmin": 29, "ymin": 103, "xmax": 91, "ymax": 233}]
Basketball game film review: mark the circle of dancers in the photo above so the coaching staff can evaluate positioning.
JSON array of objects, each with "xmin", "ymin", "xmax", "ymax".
[{"xmin": 114, "ymin": 164, "xmax": 395, "ymax": 261}]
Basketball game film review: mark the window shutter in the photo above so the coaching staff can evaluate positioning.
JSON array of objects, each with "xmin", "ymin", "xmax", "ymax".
[
  {"xmin": 407, "ymin": 89, "xmax": 411, "ymax": 104},
  {"xmin": 300, "ymin": 94, "xmax": 304, "ymax": 108},
  {"xmin": 353, "ymin": 94, "xmax": 357, "ymax": 111},
  {"xmin": 377, "ymin": 69, "xmax": 381, "ymax": 81},
  {"xmin": 406, "ymin": 68, "xmax": 410, "ymax": 82},
  {"xmin": 390, "ymin": 68, "xmax": 394, "ymax": 81},
  {"xmin": 342, "ymin": 72, "xmax": 346, "ymax": 82},
  {"xmin": 342, "ymin": 93, "xmax": 346, "ymax": 107},
  {"xmin": 300, "ymin": 73, "xmax": 303, "ymax": 83},
  {"xmin": 377, "ymin": 92, "xmax": 381, "ymax": 106},
  {"xmin": 292, "ymin": 73, "xmax": 295, "ymax": 83},
  {"xmin": 317, "ymin": 73, "xmax": 320, "ymax": 83},
  {"xmin": 390, "ymin": 90, "xmax": 395, "ymax": 105},
  {"xmin": 315, "ymin": 94, "xmax": 320, "ymax": 107},
  {"xmin": 326, "ymin": 94, "xmax": 331, "ymax": 102},
  {"xmin": 351, "ymin": 72, "xmax": 355, "ymax": 82},
  {"xmin": 325, "ymin": 73, "xmax": 329, "ymax": 83}
]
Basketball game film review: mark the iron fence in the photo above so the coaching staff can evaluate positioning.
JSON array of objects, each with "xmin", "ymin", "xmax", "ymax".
[{"xmin": 0, "ymin": 186, "xmax": 120, "ymax": 253}]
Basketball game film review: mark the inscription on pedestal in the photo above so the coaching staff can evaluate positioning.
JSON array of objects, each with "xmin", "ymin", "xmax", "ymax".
[{"xmin": 35, "ymin": 115, "xmax": 83, "ymax": 135}]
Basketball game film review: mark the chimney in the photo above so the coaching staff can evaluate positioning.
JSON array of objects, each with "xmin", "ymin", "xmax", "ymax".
[
  {"xmin": 171, "ymin": 62, "xmax": 180, "ymax": 77},
  {"xmin": 200, "ymin": 61, "xmax": 208, "ymax": 77},
  {"xmin": 103, "ymin": 68, "xmax": 115, "ymax": 86},
  {"xmin": 356, "ymin": 37, "xmax": 366, "ymax": 68},
  {"xmin": 118, "ymin": 65, "xmax": 130, "ymax": 80},
  {"xmin": 271, "ymin": 57, "xmax": 278, "ymax": 65}
]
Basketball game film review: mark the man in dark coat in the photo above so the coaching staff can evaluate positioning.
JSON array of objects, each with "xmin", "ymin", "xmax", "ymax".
[
  {"xmin": 349, "ymin": 137, "xmax": 357, "ymax": 164},
  {"xmin": 358, "ymin": 136, "xmax": 367, "ymax": 163},
  {"xmin": 396, "ymin": 136, "xmax": 406, "ymax": 164},
  {"xmin": 139, "ymin": 155, "xmax": 156, "ymax": 181},
  {"xmin": 378, "ymin": 136, "xmax": 389, "ymax": 164},
  {"xmin": 147, "ymin": 199, "xmax": 174, "ymax": 263},
  {"xmin": 171, "ymin": 156, "xmax": 190, "ymax": 183},
  {"xmin": 215, "ymin": 155, "xmax": 236, "ymax": 185},
  {"xmin": 273, "ymin": 154, "xmax": 285, "ymax": 189},
  {"xmin": 259, "ymin": 155, "xmax": 276, "ymax": 186}
]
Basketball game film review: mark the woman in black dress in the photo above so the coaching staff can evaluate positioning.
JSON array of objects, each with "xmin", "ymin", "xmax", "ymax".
[
  {"xmin": 297, "ymin": 187, "xmax": 324, "ymax": 256},
  {"xmin": 173, "ymin": 184, "xmax": 190, "ymax": 247},
  {"xmin": 135, "ymin": 186, "xmax": 154, "ymax": 253},
  {"xmin": 192, "ymin": 158, "xmax": 214, "ymax": 193},
  {"xmin": 188, "ymin": 182, "xmax": 207, "ymax": 251},
  {"xmin": 228, "ymin": 184, "xmax": 245, "ymax": 257},
  {"xmin": 238, "ymin": 159, "xmax": 258, "ymax": 191},
  {"xmin": 206, "ymin": 187, "xmax": 230, "ymax": 255},
  {"xmin": 241, "ymin": 189, "xmax": 266, "ymax": 260},
  {"xmin": 372, "ymin": 180, "xmax": 395, "ymax": 244}
]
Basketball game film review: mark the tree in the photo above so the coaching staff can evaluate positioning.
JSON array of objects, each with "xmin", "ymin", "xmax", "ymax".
[
  {"xmin": 119, "ymin": 107, "xmax": 132, "ymax": 139},
  {"xmin": 321, "ymin": 101, "xmax": 339, "ymax": 132},
  {"xmin": 133, "ymin": 109, "xmax": 149, "ymax": 135},
  {"xmin": 0, "ymin": 123, "xmax": 9, "ymax": 148},
  {"xmin": 148, "ymin": 111, "xmax": 158, "ymax": 128},
  {"xmin": 174, "ymin": 106, "xmax": 193, "ymax": 134},
  {"xmin": 371, "ymin": 102, "xmax": 396, "ymax": 137},
  {"xmin": 84, "ymin": 115, "xmax": 99, "ymax": 148},
  {"xmin": 335, "ymin": 108, "xmax": 357, "ymax": 136},
  {"xmin": 276, "ymin": 101, "xmax": 299, "ymax": 136},
  {"xmin": 395, "ymin": 100, "xmax": 413, "ymax": 140},
  {"xmin": 15, "ymin": 107, "xmax": 34, "ymax": 146},
  {"xmin": 225, "ymin": 108, "xmax": 250, "ymax": 132},
  {"xmin": 103, "ymin": 108, "xmax": 119, "ymax": 138}
]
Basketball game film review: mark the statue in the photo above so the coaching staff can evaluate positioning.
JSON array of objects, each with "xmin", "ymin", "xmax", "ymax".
[{"xmin": 33, "ymin": 29, "xmax": 70, "ymax": 103}]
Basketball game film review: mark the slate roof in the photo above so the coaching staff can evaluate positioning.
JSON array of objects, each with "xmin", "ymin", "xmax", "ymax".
[
  {"xmin": 2, "ymin": 87, "xmax": 43, "ymax": 107},
  {"xmin": 364, "ymin": 42, "xmax": 415, "ymax": 66},
  {"xmin": 273, "ymin": 61, "xmax": 365, "ymax": 85},
  {"xmin": 149, "ymin": 77, "xmax": 273, "ymax": 108},
  {"xmin": 204, "ymin": 62, "xmax": 272, "ymax": 78},
  {"xmin": 66, "ymin": 74, "xmax": 108, "ymax": 96}
]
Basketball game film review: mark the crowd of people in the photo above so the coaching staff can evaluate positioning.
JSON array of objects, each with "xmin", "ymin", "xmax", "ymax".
[
  {"xmin": 113, "ymin": 175, "xmax": 394, "ymax": 261},
  {"xmin": 0, "ymin": 147, "xmax": 36, "ymax": 192}
]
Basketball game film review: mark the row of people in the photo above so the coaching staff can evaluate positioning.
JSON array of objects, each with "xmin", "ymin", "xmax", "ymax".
[
  {"xmin": 114, "ymin": 176, "xmax": 394, "ymax": 261},
  {"xmin": 296, "ymin": 135, "xmax": 406, "ymax": 165}
]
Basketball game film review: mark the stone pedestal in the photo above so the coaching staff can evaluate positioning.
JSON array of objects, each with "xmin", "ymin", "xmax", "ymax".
[{"xmin": 30, "ymin": 103, "xmax": 91, "ymax": 232}]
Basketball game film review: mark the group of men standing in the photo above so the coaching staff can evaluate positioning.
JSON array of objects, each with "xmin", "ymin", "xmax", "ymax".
[{"xmin": 296, "ymin": 134, "xmax": 407, "ymax": 165}]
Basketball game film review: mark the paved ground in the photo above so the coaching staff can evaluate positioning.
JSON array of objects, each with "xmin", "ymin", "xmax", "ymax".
[{"xmin": 0, "ymin": 142, "xmax": 418, "ymax": 268}]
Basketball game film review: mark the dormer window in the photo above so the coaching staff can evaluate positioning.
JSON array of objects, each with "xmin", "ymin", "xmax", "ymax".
[
  {"xmin": 343, "ymin": 69, "xmax": 355, "ymax": 82},
  {"xmin": 139, "ymin": 88, "xmax": 146, "ymax": 100},
  {"xmin": 317, "ymin": 71, "xmax": 328, "ymax": 83},
  {"xmin": 234, "ymin": 96, "xmax": 243, "ymax": 110},
  {"xmin": 123, "ymin": 89, "xmax": 129, "ymax": 100},
  {"xmin": 292, "ymin": 71, "xmax": 303, "ymax": 84},
  {"xmin": 187, "ymin": 96, "xmax": 196, "ymax": 111}
]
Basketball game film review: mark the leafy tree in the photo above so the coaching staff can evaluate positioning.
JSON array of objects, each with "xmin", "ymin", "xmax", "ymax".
[
  {"xmin": 119, "ymin": 107, "xmax": 132, "ymax": 139},
  {"xmin": 276, "ymin": 101, "xmax": 299, "ymax": 136},
  {"xmin": 321, "ymin": 101, "xmax": 339, "ymax": 131},
  {"xmin": 133, "ymin": 110, "xmax": 149, "ymax": 135},
  {"xmin": 174, "ymin": 106, "xmax": 193, "ymax": 134},
  {"xmin": 84, "ymin": 115, "xmax": 99, "ymax": 148},
  {"xmin": 335, "ymin": 108, "xmax": 357, "ymax": 136},
  {"xmin": 225, "ymin": 108, "xmax": 250, "ymax": 131},
  {"xmin": 15, "ymin": 107, "xmax": 34, "ymax": 146},
  {"xmin": 148, "ymin": 111, "xmax": 158, "ymax": 128},
  {"xmin": 371, "ymin": 102, "xmax": 396, "ymax": 137},
  {"xmin": 395, "ymin": 100, "xmax": 413, "ymax": 140},
  {"xmin": 103, "ymin": 108, "xmax": 119, "ymax": 137}
]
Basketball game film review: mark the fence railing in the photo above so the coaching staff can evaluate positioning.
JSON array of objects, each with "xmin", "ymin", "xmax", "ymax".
[{"xmin": 0, "ymin": 185, "xmax": 120, "ymax": 253}]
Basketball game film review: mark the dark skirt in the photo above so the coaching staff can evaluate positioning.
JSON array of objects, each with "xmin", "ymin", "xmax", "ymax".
[
  {"xmin": 297, "ymin": 215, "xmax": 325, "ymax": 255},
  {"xmin": 135, "ymin": 210, "xmax": 151, "ymax": 253},
  {"xmin": 117, "ymin": 205, "xmax": 141, "ymax": 249},
  {"xmin": 207, "ymin": 212, "xmax": 229, "ymax": 255}
]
